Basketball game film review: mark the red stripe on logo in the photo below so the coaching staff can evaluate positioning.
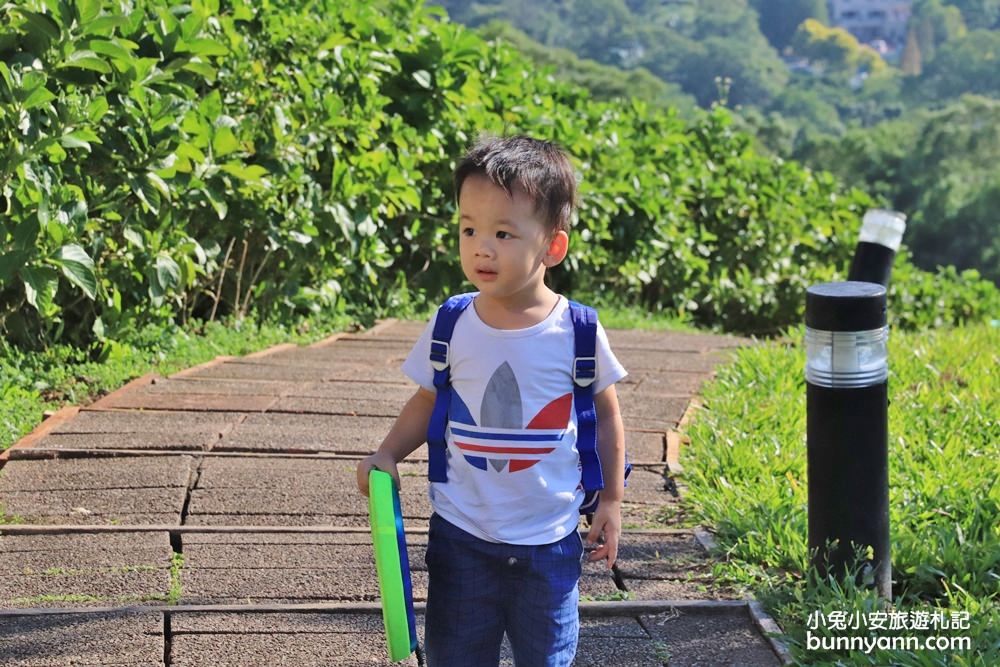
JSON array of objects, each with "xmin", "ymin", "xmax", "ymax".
[{"xmin": 455, "ymin": 441, "xmax": 556, "ymax": 455}]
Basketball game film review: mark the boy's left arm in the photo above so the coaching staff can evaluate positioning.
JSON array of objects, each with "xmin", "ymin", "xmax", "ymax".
[{"xmin": 587, "ymin": 383, "xmax": 625, "ymax": 569}]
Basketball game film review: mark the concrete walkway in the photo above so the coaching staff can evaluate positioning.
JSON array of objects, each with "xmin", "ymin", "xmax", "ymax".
[{"xmin": 0, "ymin": 320, "xmax": 789, "ymax": 666}]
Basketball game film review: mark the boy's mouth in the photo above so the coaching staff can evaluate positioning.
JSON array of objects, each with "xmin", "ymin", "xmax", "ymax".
[{"xmin": 475, "ymin": 268, "xmax": 498, "ymax": 282}]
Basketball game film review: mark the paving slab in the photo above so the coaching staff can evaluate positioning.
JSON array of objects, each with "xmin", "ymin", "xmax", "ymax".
[
  {"xmin": 168, "ymin": 610, "xmax": 390, "ymax": 633},
  {"xmin": 640, "ymin": 608, "xmax": 781, "ymax": 666},
  {"xmin": 0, "ymin": 532, "xmax": 173, "ymax": 607},
  {"xmin": 569, "ymin": 636, "xmax": 666, "ymax": 666},
  {"xmin": 183, "ymin": 513, "xmax": 432, "ymax": 529},
  {"xmin": 93, "ymin": 391, "xmax": 276, "ymax": 412},
  {"xmin": 372, "ymin": 320, "xmax": 427, "ymax": 338},
  {"xmin": 578, "ymin": 616, "xmax": 649, "ymax": 637},
  {"xmin": 145, "ymin": 378, "xmax": 304, "ymax": 395},
  {"xmin": 607, "ymin": 329, "xmax": 747, "ymax": 351},
  {"xmin": 186, "ymin": 485, "xmax": 431, "ymax": 522},
  {"xmin": 1, "ymin": 488, "xmax": 188, "ymax": 524},
  {"xmin": 169, "ymin": 612, "xmax": 417, "ymax": 666},
  {"xmin": 1, "ymin": 570, "xmax": 172, "ymax": 607},
  {"xmin": 623, "ymin": 577, "xmax": 743, "ymax": 601},
  {"xmin": 0, "ymin": 533, "xmax": 170, "ymax": 567},
  {"xmin": 0, "ymin": 611, "xmax": 163, "ymax": 666},
  {"xmin": 620, "ymin": 499, "xmax": 684, "ymax": 530},
  {"xmin": 615, "ymin": 349, "xmax": 726, "ymax": 374},
  {"xmin": 0, "ymin": 457, "xmax": 195, "ymax": 492},
  {"xmin": 613, "ymin": 532, "xmax": 710, "ymax": 580},
  {"xmin": 182, "ymin": 360, "xmax": 407, "ymax": 384},
  {"xmin": 619, "ymin": 372, "xmax": 709, "ymax": 396},
  {"xmin": 625, "ymin": 431, "xmax": 666, "ymax": 462},
  {"xmin": 180, "ymin": 565, "xmax": 428, "ymax": 603},
  {"xmin": 182, "ymin": 535, "xmax": 428, "ymax": 571},
  {"xmin": 269, "ymin": 396, "xmax": 403, "ymax": 417},
  {"xmin": 52, "ymin": 410, "xmax": 241, "ymax": 435},
  {"xmin": 194, "ymin": 456, "xmax": 422, "ymax": 490},
  {"xmin": 32, "ymin": 431, "xmax": 209, "ymax": 451},
  {"xmin": 0, "ymin": 532, "xmax": 170, "ymax": 556},
  {"xmin": 579, "ymin": 573, "xmax": 624, "ymax": 601},
  {"xmin": 245, "ymin": 344, "xmax": 411, "ymax": 366},
  {"xmin": 284, "ymin": 381, "xmax": 415, "ymax": 401},
  {"xmin": 179, "ymin": 361, "xmax": 336, "ymax": 381},
  {"xmin": 216, "ymin": 413, "xmax": 396, "ymax": 454},
  {"xmin": 622, "ymin": 468, "xmax": 677, "ymax": 505},
  {"xmin": 168, "ymin": 611, "xmax": 668, "ymax": 666},
  {"xmin": 628, "ymin": 371, "xmax": 713, "ymax": 397},
  {"xmin": 620, "ymin": 395, "xmax": 691, "ymax": 429}
]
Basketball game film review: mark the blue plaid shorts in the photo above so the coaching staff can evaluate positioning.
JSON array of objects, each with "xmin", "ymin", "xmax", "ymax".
[{"xmin": 423, "ymin": 513, "xmax": 583, "ymax": 667}]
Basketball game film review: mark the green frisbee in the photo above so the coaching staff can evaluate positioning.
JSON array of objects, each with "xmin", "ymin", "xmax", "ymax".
[{"xmin": 368, "ymin": 468, "xmax": 418, "ymax": 661}]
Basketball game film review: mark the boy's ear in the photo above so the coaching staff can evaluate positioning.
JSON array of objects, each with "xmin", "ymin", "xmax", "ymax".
[{"xmin": 543, "ymin": 230, "xmax": 569, "ymax": 267}]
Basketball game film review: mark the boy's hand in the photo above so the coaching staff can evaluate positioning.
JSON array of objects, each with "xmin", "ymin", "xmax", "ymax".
[
  {"xmin": 356, "ymin": 452, "xmax": 401, "ymax": 497},
  {"xmin": 585, "ymin": 498, "xmax": 622, "ymax": 570}
]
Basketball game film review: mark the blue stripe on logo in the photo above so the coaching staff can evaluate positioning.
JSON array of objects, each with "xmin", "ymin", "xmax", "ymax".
[{"xmin": 449, "ymin": 426, "xmax": 565, "ymax": 442}]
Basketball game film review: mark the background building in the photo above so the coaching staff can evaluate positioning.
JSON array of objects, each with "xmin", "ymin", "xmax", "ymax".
[{"xmin": 828, "ymin": 0, "xmax": 913, "ymax": 50}]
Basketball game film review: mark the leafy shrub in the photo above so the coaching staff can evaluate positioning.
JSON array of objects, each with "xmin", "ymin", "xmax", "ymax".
[{"xmin": 2, "ymin": 0, "xmax": 996, "ymax": 350}]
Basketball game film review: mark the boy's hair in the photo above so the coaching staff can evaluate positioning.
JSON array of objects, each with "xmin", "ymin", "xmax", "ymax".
[{"xmin": 454, "ymin": 134, "xmax": 577, "ymax": 234}]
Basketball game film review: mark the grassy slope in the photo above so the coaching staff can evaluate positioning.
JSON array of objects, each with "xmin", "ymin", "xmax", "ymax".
[{"xmin": 682, "ymin": 323, "xmax": 999, "ymax": 665}]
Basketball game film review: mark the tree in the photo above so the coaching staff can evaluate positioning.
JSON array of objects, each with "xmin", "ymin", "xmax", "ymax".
[
  {"xmin": 791, "ymin": 19, "xmax": 887, "ymax": 76},
  {"xmin": 916, "ymin": 30, "xmax": 1000, "ymax": 99},
  {"xmin": 901, "ymin": 26, "xmax": 923, "ymax": 75},
  {"xmin": 476, "ymin": 20, "xmax": 697, "ymax": 114},
  {"xmin": 911, "ymin": 0, "xmax": 967, "ymax": 64},
  {"xmin": 794, "ymin": 96, "xmax": 1000, "ymax": 284},
  {"xmin": 894, "ymin": 97, "xmax": 1000, "ymax": 282},
  {"xmin": 749, "ymin": 0, "xmax": 829, "ymax": 51},
  {"xmin": 942, "ymin": 0, "xmax": 1000, "ymax": 29}
]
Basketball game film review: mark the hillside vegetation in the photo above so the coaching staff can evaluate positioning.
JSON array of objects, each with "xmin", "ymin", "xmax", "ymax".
[
  {"xmin": 1, "ymin": 0, "xmax": 996, "ymax": 355},
  {"xmin": 436, "ymin": 0, "xmax": 1000, "ymax": 288}
]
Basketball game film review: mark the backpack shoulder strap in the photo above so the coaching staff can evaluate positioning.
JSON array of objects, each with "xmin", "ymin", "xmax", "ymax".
[
  {"xmin": 427, "ymin": 293, "xmax": 475, "ymax": 483},
  {"xmin": 567, "ymin": 300, "xmax": 604, "ymax": 493}
]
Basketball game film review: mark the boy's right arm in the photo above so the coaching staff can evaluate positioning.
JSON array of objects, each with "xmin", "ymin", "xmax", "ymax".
[{"xmin": 356, "ymin": 387, "xmax": 437, "ymax": 496}]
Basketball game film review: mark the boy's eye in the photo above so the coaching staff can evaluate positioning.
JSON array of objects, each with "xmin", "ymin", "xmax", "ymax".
[
  {"xmin": 462, "ymin": 227, "xmax": 474, "ymax": 237},
  {"xmin": 496, "ymin": 231, "xmax": 511, "ymax": 239}
]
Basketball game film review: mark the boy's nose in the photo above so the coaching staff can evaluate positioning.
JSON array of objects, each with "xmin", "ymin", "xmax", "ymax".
[{"xmin": 475, "ymin": 241, "xmax": 496, "ymax": 258}]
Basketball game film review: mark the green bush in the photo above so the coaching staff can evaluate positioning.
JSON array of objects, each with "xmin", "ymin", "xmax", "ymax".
[{"xmin": 2, "ymin": 0, "xmax": 997, "ymax": 350}]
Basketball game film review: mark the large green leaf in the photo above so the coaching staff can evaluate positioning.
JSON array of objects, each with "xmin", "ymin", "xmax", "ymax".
[
  {"xmin": 11, "ymin": 8, "xmax": 60, "ymax": 43},
  {"xmin": 220, "ymin": 162, "xmax": 268, "ymax": 182},
  {"xmin": 83, "ymin": 15, "xmax": 128, "ymax": 35},
  {"xmin": 21, "ymin": 265, "xmax": 59, "ymax": 314},
  {"xmin": 58, "ymin": 50, "xmax": 112, "ymax": 74},
  {"xmin": 86, "ymin": 39, "xmax": 135, "ymax": 63},
  {"xmin": 212, "ymin": 126, "xmax": 240, "ymax": 157},
  {"xmin": 0, "ymin": 251, "xmax": 29, "ymax": 283},
  {"xmin": 22, "ymin": 85, "xmax": 56, "ymax": 110},
  {"xmin": 51, "ymin": 244, "xmax": 97, "ymax": 299},
  {"xmin": 77, "ymin": 0, "xmax": 102, "ymax": 24},
  {"xmin": 13, "ymin": 218, "xmax": 40, "ymax": 250},
  {"xmin": 155, "ymin": 252, "xmax": 181, "ymax": 292}
]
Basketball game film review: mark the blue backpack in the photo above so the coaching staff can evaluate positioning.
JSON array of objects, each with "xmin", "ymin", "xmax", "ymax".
[{"xmin": 425, "ymin": 294, "xmax": 630, "ymax": 515}]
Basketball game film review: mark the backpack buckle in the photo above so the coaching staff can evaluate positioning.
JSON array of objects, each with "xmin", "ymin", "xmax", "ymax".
[
  {"xmin": 430, "ymin": 339, "xmax": 450, "ymax": 371},
  {"xmin": 573, "ymin": 356, "xmax": 596, "ymax": 387}
]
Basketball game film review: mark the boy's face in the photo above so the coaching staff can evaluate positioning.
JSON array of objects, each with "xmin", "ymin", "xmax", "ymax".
[{"xmin": 458, "ymin": 173, "xmax": 567, "ymax": 305}]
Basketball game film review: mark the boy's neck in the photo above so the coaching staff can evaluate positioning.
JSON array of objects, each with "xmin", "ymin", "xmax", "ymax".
[{"xmin": 473, "ymin": 288, "xmax": 561, "ymax": 330}]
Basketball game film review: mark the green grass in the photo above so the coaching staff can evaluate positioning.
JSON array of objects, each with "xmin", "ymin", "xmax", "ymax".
[
  {"xmin": 168, "ymin": 552, "xmax": 184, "ymax": 604},
  {"xmin": 1, "ymin": 312, "xmax": 357, "ymax": 452},
  {"xmin": 681, "ymin": 322, "xmax": 999, "ymax": 665}
]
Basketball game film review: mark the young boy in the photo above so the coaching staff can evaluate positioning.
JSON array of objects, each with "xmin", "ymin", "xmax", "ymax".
[{"xmin": 356, "ymin": 135, "xmax": 627, "ymax": 666}]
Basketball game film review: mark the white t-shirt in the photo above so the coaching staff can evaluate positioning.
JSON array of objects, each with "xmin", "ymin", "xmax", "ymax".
[{"xmin": 401, "ymin": 294, "xmax": 628, "ymax": 545}]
